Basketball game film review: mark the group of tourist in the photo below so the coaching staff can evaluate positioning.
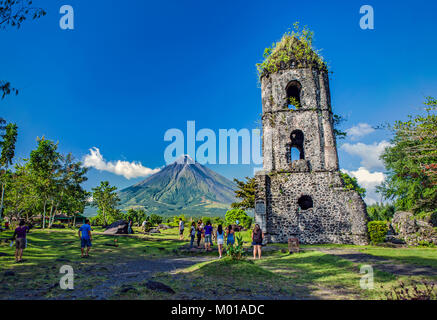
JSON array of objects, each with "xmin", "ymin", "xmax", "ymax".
[
  {"xmin": 5, "ymin": 217, "xmax": 265, "ymax": 264},
  {"xmin": 179, "ymin": 218, "xmax": 264, "ymax": 259}
]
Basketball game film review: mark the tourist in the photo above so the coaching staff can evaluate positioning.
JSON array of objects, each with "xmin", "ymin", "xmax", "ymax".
[
  {"xmin": 215, "ymin": 224, "xmax": 224, "ymax": 258},
  {"xmin": 142, "ymin": 219, "xmax": 147, "ymax": 232},
  {"xmin": 11, "ymin": 220, "xmax": 29, "ymax": 263},
  {"xmin": 252, "ymin": 224, "xmax": 264, "ymax": 259},
  {"xmin": 196, "ymin": 221, "xmax": 203, "ymax": 248},
  {"xmin": 226, "ymin": 225, "xmax": 235, "ymax": 246},
  {"xmin": 78, "ymin": 219, "xmax": 92, "ymax": 258},
  {"xmin": 204, "ymin": 221, "xmax": 213, "ymax": 251},
  {"xmin": 179, "ymin": 218, "xmax": 184, "ymax": 240},
  {"xmin": 128, "ymin": 220, "xmax": 133, "ymax": 234},
  {"xmin": 189, "ymin": 222, "xmax": 196, "ymax": 248}
]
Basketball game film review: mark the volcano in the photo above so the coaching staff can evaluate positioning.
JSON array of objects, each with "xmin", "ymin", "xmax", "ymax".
[{"xmin": 118, "ymin": 155, "xmax": 236, "ymax": 216}]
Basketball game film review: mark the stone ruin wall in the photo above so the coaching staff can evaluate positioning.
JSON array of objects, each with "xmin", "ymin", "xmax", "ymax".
[{"xmin": 256, "ymin": 172, "xmax": 369, "ymax": 245}]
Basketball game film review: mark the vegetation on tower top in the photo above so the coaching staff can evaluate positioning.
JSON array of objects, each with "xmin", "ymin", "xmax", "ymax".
[{"xmin": 256, "ymin": 22, "xmax": 329, "ymax": 79}]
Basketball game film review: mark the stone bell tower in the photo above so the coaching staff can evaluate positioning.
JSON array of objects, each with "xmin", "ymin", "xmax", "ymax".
[{"xmin": 254, "ymin": 38, "xmax": 368, "ymax": 245}]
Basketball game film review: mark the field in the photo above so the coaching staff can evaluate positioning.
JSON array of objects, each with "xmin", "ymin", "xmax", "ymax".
[{"xmin": 1, "ymin": 226, "xmax": 437, "ymax": 300}]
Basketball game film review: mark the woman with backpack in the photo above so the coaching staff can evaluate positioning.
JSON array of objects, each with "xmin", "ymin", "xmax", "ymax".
[{"xmin": 252, "ymin": 224, "xmax": 264, "ymax": 259}]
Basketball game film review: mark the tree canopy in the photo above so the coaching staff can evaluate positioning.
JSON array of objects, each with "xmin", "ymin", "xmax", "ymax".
[
  {"xmin": 231, "ymin": 177, "xmax": 256, "ymax": 211},
  {"xmin": 378, "ymin": 97, "xmax": 437, "ymax": 217}
]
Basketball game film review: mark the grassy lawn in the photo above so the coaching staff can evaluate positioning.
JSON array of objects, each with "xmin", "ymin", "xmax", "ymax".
[
  {"xmin": 355, "ymin": 246, "xmax": 437, "ymax": 269},
  {"xmin": 1, "ymin": 227, "xmax": 437, "ymax": 300},
  {"xmin": 0, "ymin": 227, "xmax": 185, "ymax": 298},
  {"xmin": 112, "ymin": 257, "xmax": 298, "ymax": 300},
  {"xmin": 113, "ymin": 250, "xmax": 436, "ymax": 300}
]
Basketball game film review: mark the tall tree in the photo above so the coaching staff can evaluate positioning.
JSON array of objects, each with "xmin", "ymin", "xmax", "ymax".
[
  {"xmin": 92, "ymin": 181, "xmax": 120, "ymax": 226},
  {"xmin": 231, "ymin": 177, "xmax": 256, "ymax": 210},
  {"xmin": 0, "ymin": 122, "xmax": 17, "ymax": 218},
  {"xmin": 4, "ymin": 162, "xmax": 37, "ymax": 221},
  {"xmin": 47, "ymin": 153, "xmax": 89, "ymax": 228},
  {"xmin": 28, "ymin": 137, "xmax": 61, "ymax": 228},
  {"xmin": 378, "ymin": 97, "xmax": 437, "ymax": 216}
]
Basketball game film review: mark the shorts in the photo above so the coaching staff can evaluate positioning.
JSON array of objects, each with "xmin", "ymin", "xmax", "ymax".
[
  {"xmin": 217, "ymin": 238, "xmax": 224, "ymax": 245},
  {"xmin": 205, "ymin": 234, "xmax": 212, "ymax": 243},
  {"xmin": 16, "ymin": 238, "xmax": 26, "ymax": 249},
  {"xmin": 252, "ymin": 241, "xmax": 262, "ymax": 246},
  {"xmin": 179, "ymin": 229, "xmax": 184, "ymax": 235},
  {"xmin": 81, "ymin": 238, "xmax": 92, "ymax": 248}
]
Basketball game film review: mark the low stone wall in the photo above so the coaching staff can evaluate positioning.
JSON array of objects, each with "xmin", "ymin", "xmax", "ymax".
[{"xmin": 391, "ymin": 211, "xmax": 437, "ymax": 246}]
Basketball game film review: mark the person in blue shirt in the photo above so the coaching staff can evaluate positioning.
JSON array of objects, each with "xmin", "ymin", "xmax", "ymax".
[{"xmin": 78, "ymin": 219, "xmax": 92, "ymax": 258}]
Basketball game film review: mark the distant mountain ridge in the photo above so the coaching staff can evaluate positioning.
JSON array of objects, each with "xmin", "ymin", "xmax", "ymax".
[{"xmin": 118, "ymin": 155, "xmax": 237, "ymax": 216}]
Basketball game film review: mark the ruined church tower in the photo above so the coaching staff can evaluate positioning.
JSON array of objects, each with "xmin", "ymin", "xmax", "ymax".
[{"xmin": 254, "ymin": 34, "xmax": 368, "ymax": 245}]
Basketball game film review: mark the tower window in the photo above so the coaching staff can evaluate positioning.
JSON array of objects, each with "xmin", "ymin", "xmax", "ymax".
[
  {"xmin": 298, "ymin": 195, "xmax": 313, "ymax": 210},
  {"xmin": 288, "ymin": 130, "xmax": 305, "ymax": 162},
  {"xmin": 286, "ymin": 80, "xmax": 302, "ymax": 110}
]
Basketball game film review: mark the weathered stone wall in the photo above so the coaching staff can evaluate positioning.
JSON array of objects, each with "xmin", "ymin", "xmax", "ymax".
[
  {"xmin": 256, "ymin": 171, "xmax": 369, "ymax": 245},
  {"xmin": 256, "ymin": 65, "xmax": 369, "ymax": 245}
]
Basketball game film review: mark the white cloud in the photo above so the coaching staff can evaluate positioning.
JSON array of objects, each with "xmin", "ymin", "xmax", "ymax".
[
  {"xmin": 346, "ymin": 123, "xmax": 375, "ymax": 140},
  {"xmin": 342, "ymin": 167, "xmax": 385, "ymax": 205},
  {"xmin": 83, "ymin": 147, "xmax": 160, "ymax": 179},
  {"xmin": 341, "ymin": 140, "xmax": 391, "ymax": 171}
]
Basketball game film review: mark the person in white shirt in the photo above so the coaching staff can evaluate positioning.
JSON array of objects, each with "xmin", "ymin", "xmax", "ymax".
[{"xmin": 179, "ymin": 218, "xmax": 185, "ymax": 240}]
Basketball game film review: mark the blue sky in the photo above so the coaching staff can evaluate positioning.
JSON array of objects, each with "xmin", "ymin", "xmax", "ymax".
[{"xmin": 1, "ymin": 0, "xmax": 437, "ymax": 204}]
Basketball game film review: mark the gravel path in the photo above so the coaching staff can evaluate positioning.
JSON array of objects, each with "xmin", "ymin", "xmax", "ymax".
[{"xmin": 3, "ymin": 256, "xmax": 213, "ymax": 300}]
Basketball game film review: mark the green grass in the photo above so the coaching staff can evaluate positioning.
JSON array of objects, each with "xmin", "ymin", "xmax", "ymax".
[
  {"xmin": 256, "ymin": 251, "xmax": 399, "ymax": 299},
  {"xmin": 2, "ymin": 228, "xmax": 437, "ymax": 300},
  {"xmin": 112, "ymin": 257, "xmax": 295, "ymax": 300},
  {"xmin": 356, "ymin": 246, "xmax": 437, "ymax": 269}
]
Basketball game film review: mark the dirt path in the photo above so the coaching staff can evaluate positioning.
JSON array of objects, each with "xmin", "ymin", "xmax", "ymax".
[
  {"xmin": 312, "ymin": 248, "xmax": 437, "ymax": 277},
  {"xmin": 3, "ymin": 256, "xmax": 213, "ymax": 300}
]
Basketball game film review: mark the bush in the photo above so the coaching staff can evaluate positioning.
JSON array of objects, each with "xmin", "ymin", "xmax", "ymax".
[
  {"xmin": 367, "ymin": 203, "xmax": 396, "ymax": 221},
  {"xmin": 149, "ymin": 214, "xmax": 163, "ymax": 226},
  {"xmin": 385, "ymin": 280, "xmax": 437, "ymax": 300},
  {"xmin": 225, "ymin": 234, "xmax": 245, "ymax": 260},
  {"xmin": 418, "ymin": 241, "xmax": 436, "ymax": 248},
  {"xmin": 368, "ymin": 221, "xmax": 389, "ymax": 244},
  {"xmin": 430, "ymin": 212, "xmax": 437, "ymax": 227},
  {"xmin": 225, "ymin": 209, "xmax": 253, "ymax": 229}
]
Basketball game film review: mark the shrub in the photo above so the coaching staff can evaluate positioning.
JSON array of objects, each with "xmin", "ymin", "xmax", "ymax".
[
  {"xmin": 256, "ymin": 22, "xmax": 328, "ymax": 79},
  {"xmin": 418, "ymin": 241, "xmax": 436, "ymax": 248},
  {"xmin": 225, "ymin": 209, "xmax": 253, "ymax": 229},
  {"xmin": 367, "ymin": 202, "xmax": 396, "ymax": 221},
  {"xmin": 385, "ymin": 280, "xmax": 437, "ymax": 300},
  {"xmin": 149, "ymin": 214, "xmax": 163, "ymax": 226},
  {"xmin": 430, "ymin": 212, "xmax": 437, "ymax": 227},
  {"xmin": 368, "ymin": 221, "xmax": 388, "ymax": 244},
  {"xmin": 226, "ymin": 234, "xmax": 245, "ymax": 260}
]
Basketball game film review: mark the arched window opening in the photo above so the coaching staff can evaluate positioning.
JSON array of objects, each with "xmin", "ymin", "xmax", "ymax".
[
  {"xmin": 298, "ymin": 195, "xmax": 313, "ymax": 210},
  {"xmin": 286, "ymin": 81, "xmax": 302, "ymax": 110},
  {"xmin": 288, "ymin": 130, "xmax": 305, "ymax": 162}
]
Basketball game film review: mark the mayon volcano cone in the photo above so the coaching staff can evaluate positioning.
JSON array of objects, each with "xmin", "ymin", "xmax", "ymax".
[{"xmin": 118, "ymin": 157, "xmax": 236, "ymax": 217}]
